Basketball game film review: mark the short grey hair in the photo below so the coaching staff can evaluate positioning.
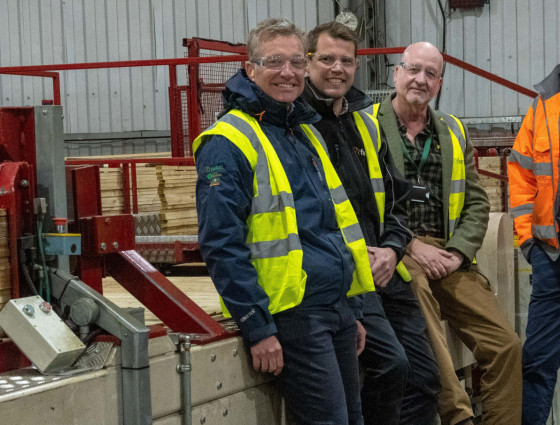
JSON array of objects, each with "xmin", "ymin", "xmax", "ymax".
[{"xmin": 246, "ymin": 18, "xmax": 306, "ymax": 60}]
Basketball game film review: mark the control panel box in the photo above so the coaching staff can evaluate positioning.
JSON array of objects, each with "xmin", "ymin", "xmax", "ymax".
[{"xmin": 0, "ymin": 296, "xmax": 85, "ymax": 373}]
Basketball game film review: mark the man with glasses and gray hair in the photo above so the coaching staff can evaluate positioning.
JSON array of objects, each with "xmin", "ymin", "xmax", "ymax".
[
  {"xmin": 370, "ymin": 41, "xmax": 522, "ymax": 425},
  {"xmin": 302, "ymin": 22, "xmax": 440, "ymax": 425},
  {"xmin": 193, "ymin": 18, "xmax": 375, "ymax": 424}
]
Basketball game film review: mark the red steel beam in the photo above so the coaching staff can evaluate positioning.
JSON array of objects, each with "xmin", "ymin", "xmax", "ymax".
[
  {"xmin": 358, "ymin": 47, "xmax": 536, "ymax": 98},
  {"xmin": 0, "ymin": 55, "xmax": 248, "ymax": 74},
  {"xmin": 1, "ymin": 71, "xmax": 61, "ymax": 105},
  {"xmin": 105, "ymin": 250, "xmax": 230, "ymax": 342},
  {"xmin": 66, "ymin": 157, "xmax": 195, "ymax": 166},
  {"xmin": 441, "ymin": 53, "xmax": 538, "ymax": 98}
]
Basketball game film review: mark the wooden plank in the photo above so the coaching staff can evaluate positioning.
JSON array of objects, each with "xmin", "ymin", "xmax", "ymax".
[{"xmin": 102, "ymin": 274, "xmax": 220, "ymax": 325}]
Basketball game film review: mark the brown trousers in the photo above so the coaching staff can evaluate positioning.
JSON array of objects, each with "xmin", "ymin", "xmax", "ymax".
[{"xmin": 403, "ymin": 236, "xmax": 522, "ymax": 425}]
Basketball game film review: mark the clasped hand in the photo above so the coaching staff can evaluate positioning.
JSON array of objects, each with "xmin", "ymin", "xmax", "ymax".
[
  {"xmin": 407, "ymin": 238, "xmax": 463, "ymax": 280},
  {"xmin": 367, "ymin": 246, "xmax": 397, "ymax": 288}
]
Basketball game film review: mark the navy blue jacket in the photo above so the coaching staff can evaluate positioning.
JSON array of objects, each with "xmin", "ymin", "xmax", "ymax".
[{"xmin": 195, "ymin": 70, "xmax": 357, "ymax": 345}]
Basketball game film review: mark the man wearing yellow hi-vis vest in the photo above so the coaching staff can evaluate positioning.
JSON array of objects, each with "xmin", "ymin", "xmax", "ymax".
[
  {"xmin": 304, "ymin": 22, "xmax": 439, "ymax": 425},
  {"xmin": 371, "ymin": 42, "xmax": 521, "ymax": 425},
  {"xmin": 194, "ymin": 19, "xmax": 374, "ymax": 424}
]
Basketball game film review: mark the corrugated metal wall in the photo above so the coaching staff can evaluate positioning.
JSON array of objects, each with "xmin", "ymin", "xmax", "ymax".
[
  {"xmin": 0, "ymin": 0, "xmax": 333, "ymax": 134},
  {"xmin": 383, "ymin": 0, "xmax": 560, "ymax": 118}
]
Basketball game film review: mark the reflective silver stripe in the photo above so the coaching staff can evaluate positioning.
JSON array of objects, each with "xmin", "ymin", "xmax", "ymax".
[
  {"xmin": 533, "ymin": 224, "xmax": 557, "ymax": 240},
  {"xmin": 220, "ymin": 113, "xmax": 262, "ymax": 151},
  {"xmin": 219, "ymin": 112, "xmax": 298, "ymax": 215},
  {"xmin": 534, "ymin": 162, "xmax": 553, "ymax": 176},
  {"xmin": 362, "ymin": 104, "xmax": 374, "ymax": 116},
  {"xmin": 507, "ymin": 149, "xmax": 534, "ymax": 170},
  {"xmin": 370, "ymin": 177, "xmax": 384, "ymax": 193},
  {"xmin": 341, "ymin": 222, "xmax": 363, "ymax": 244},
  {"xmin": 356, "ymin": 110, "xmax": 380, "ymax": 153},
  {"xmin": 304, "ymin": 124, "xmax": 329, "ymax": 154},
  {"xmin": 248, "ymin": 233, "xmax": 302, "ymax": 259},
  {"xmin": 330, "ymin": 185, "xmax": 349, "ymax": 205},
  {"xmin": 251, "ymin": 191, "xmax": 295, "ymax": 214},
  {"xmin": 439, "ymin": 113, "xmax": 466, "ymax": 152},
  {"xmin": 511, "ymin": 203, "xmax": 534, "ymax": 218},
  {"xmin": 449, "ymin": 218, "xmax": 458, "ymax": 234},
  {"xmin": 450, "ymin": 179, "xmax": 465, "ymax": 194}
]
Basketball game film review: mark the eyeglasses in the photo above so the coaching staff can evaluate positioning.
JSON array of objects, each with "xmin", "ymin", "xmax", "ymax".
[
  {"xmin": 251, "ymin": 55, "xmax": 308, "ymax": 70},
  {"xmin": 399, "ymin": 62, "xmax": 441, "ymax": 81},
  {"xmin": 308, "ymin": 53, "xmax": 357, "ymax": 68}
]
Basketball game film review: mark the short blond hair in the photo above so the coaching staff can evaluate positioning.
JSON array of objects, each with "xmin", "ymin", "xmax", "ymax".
[{"xmin": 246, "ymin": 18, "xmax": 306, "ymax": 60}]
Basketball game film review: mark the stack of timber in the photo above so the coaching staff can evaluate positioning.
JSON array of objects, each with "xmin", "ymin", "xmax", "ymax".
[
  {"xmin": 94, "ymin": 157, "xmax": 199, "ymax": 236},
  {"xmin": 99, "ymin": 167, "xmax": 124, "ymax": 215},
  {"xmin": 478, "ymin": 156, "xmax": 504, "ymax": 212},
  {"xmin": 0, "ymin": 209, "xmax": 10, "ymax": 330},
  {"xmin": 157, "ymin": 165, "xmax": 198, "ymax": 235},
  {"xmin": 99, "ymin": 165, "xmax": 162, "ymax": 215},
  {"xmin": 135, "ymin": 166, "xmax": 161, "ymax": 213}
]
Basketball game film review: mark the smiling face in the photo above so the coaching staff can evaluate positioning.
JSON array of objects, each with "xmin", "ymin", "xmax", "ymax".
[
  {"xmin": 307, "ymin": 33, "xmax": 358, "ymax": 103},
  {"xmin": 393, "ymin": 42, "xmax": 443, "ymax": 107},
  {"xmin": 245, "ymin": 35, "xmax": 307, "ymax": 104}
]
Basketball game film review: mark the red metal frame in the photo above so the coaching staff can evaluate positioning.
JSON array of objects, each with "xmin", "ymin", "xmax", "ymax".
[
  {"xmin": 1, "ymin": 71, "xmax": 61, "ymax": 106},
  {"xmin": 0, "ymin": 42, "xmax": 537, "ymax": 358},
  {"xmin": 0, "ymin": 108, "xmax": 37, "ymax": 296},
  {"xmin": 0, "ymin": 44, "xmax": 537, "ymax": 161},
  {"xmin": 70, "ymin": 165, "xmax": 105, "ymax": 293},
  {"xmin": 358, "ymin": 47, "xmax": 538, "ymax": 99},
  {"xmin": 105, "ymin": 250, "xmax": 228, "ymax": 342}
]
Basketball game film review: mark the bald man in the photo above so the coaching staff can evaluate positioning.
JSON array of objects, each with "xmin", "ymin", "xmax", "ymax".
[{"xmin": 368, "ymin": 42, "xmax": 522, "ymax": 425}]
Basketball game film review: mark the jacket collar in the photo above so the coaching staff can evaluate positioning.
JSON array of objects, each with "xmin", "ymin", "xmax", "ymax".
[
  {"xmin": 302, "ymin": 78, "xmax": 373, "ymax": 119},
  {"xmin": 221, "ymin": 69, "xmax": 320, "ymax": 127},
  {"xmin": 535, "ymin": 64, "xmax": 560, "ymax": 101}
]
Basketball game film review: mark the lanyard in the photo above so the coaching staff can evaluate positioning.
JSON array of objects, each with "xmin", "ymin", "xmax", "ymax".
[{"xmin": 400, "ymin": 136, "xmax": 432, "ymax": 183}]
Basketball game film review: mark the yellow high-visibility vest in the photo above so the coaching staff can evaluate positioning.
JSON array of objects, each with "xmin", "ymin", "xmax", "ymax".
[
  {"xmin": 354, "ymin": 110, "xmax": 411, "ymax": 282},
  {"xmin": 368, "ymin": 104, "xmax": 467, "ymax": 238},
  {"xmin": 193, "ymin": 109, "xmax": 374, "ymax": 316}
]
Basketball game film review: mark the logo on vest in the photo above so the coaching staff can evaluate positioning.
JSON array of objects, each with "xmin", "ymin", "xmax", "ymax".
[
  {"xmin": 353, "ymin": 147, "xmax": 366, "ymax": 157},
  {"xmin": 206, "ymin": 165, "xmax": 225, "ymax": 187}
]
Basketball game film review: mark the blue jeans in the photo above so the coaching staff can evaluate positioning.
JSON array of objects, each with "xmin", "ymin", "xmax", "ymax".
[
  {"xmin": 360, "ymin": 290, "xmax": 410, "ymax": 425},
  {"xmin": 523, "ymin": 244, "xmax": 560, "ymax": 425},
  {"xmin": 274, "ymin": 299, "xmax": 363, "ymax": 425},
  {"xmin": 375, "ymin": 275, "xmax": 440, "ymax": 425}
]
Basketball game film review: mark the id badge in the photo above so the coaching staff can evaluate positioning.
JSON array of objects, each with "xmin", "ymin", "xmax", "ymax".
[{"xmin": 410, "ymin": 185, "xmax": 430, "ymax": 203}]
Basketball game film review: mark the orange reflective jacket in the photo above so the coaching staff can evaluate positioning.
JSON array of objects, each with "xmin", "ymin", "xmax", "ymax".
[{"xmin": 508, "ymin": 65, "xmax": 560, "ymax": 259}]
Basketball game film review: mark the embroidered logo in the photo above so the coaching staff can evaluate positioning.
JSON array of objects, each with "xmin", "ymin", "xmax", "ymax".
[{"xmin": 206, "ymin": 165, "xmax": 225, "ymax": 187}]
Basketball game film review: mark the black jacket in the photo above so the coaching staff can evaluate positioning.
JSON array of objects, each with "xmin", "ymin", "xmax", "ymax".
[{"xmin": 302, "ymin": 80, "xmax": 411, "ymax": 260}]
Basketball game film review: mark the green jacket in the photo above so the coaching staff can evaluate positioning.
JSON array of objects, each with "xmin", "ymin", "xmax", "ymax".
[{"xmin": 375, "ymin": 95, "xmax": 490, "ymax": 263}]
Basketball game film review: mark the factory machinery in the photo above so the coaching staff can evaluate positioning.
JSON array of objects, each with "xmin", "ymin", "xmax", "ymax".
[
  {"xmin": 0, "ymin": 106, "xmax": 287, "ymax": 425},
  {"xmin": 0, "ymin": 39, "xmax": 521, "ymax": 421}
]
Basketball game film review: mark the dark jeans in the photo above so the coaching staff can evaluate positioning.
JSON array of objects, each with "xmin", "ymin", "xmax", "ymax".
[
  {"xmin": 362, "ymin": 275, "xmax": 440, "ymax": 425},
  {"xmin": 274, "ymin": 299, "xmax": 363, "ymax": 425},
  {"xmin": 360, "ymin": 290, "xmax": 409, "ymax": 425},
  {"xmin": 522, "ymin": 244, "xmax": 560, "ymax": 425}
]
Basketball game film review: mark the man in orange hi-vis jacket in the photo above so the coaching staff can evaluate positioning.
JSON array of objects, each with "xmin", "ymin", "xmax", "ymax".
[{"xmin": 508, "ymin": 64, "xmax": 560, "ymax": 425}]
